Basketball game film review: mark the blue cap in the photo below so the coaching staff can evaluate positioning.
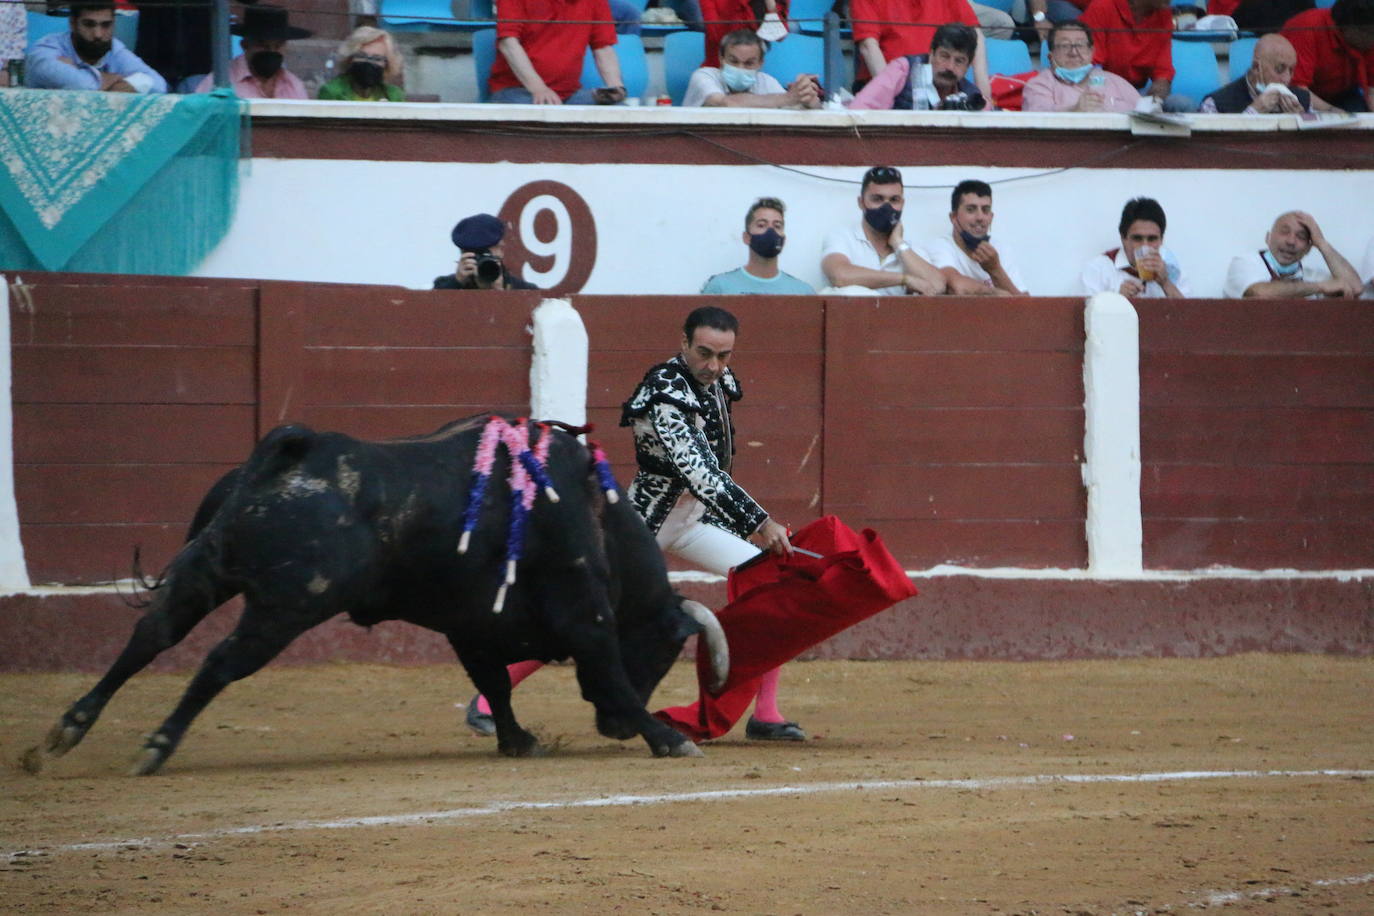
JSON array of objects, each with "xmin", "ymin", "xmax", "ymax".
[{"xmin": 451, "ymin": 214, "xmax": 504, "ymax": 250}]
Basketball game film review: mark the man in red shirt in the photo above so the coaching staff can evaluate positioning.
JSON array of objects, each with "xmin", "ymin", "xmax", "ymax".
[
  {"xmin": 489, "ymin": 0, "xmax": 626, "ymax": 104},
  {"xmin": 701, "ymin": 0, "xmax": 789, "ymax": 68},
  {"xmin": 850, "ymin": 0, "xmax": 993, "ymax": 100},
  {"xmin": 1080, "ymin": 0, "xmax": 1174, "ymax": 102},
  {"xmin": 1282, "ymin": 0, "xmax": 1374, "ymax": 112}
]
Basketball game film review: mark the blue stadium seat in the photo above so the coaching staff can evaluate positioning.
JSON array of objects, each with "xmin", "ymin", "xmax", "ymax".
[
  {"xmin": 979, "ymin": 0, "xmax": 1017, "ymax": 12},
  {"xmin": 581, "ymin": 34, "xmax": 650, "ymax": 100},
  {"xmin": 473, "ymin": 28, "xmax": 497, "ymax": 101},
  {"xmin": 381, "ymin": 0, "xmax": 492, "ymax": 32},
  {"xmin": 789, "ymin": 0, "xmax": 836, "ymax": 35},
  {"xmin": 26, "ymin": 10, "xmax": 138, "ymax": 53},
  {"xmin": 664, "ymin": 29, "xmax": 704, "ymax": 104},
  {"xmin": 984, "ymin": 37, "xmax": 1033, "ymax": 76},
  {"xmin": 1169, "ymin": 39, "xmax": 1222, "ymax": 105},
  {"xmin": 760, "ymin": 33, "xmax": 824, "ymax": 87},
  {"xmin": 1227, "ymin": 36, "xmax": 1256, "ymax": 82},
  {"xmin": 1315, "ymin": 0, "xmax": 1335, "ymax": 7}
]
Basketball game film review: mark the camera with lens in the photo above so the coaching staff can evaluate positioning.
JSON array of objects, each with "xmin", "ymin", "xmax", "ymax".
[
  {"xmin": 939, "ymin": 92, "xmax": 985, "ymax": 111},
  {"xmin": 469, "ymin": 248, "xmax": 504, "ymax": 285}
]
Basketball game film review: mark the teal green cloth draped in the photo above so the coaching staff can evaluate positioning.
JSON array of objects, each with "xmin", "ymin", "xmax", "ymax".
[{"xmin": 0, "ymin": 88, "xmax": 244, "ymax": 274}]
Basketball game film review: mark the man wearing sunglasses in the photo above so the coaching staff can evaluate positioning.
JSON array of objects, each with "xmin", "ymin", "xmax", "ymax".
[{"xmin": 821, "ymin": 166, "xmax": 946, "ymax": 295}]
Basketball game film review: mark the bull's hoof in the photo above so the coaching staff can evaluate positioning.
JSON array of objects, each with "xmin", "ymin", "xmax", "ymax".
[
  {"xmin": 497, "ymin": 728, "xmax": 544, "ymax": 758},
  {"xmin": 19, "ymin": 745, "xmax": 45, "ymax": 774},
  {"xmin": 668, "ymin": 740, "xmax": 704, "ymax": 758},
  {"xmin": 130, "ymin": 746, "xmax": 168, "ymax": 776},
  {"xmin": 44, "ymin": 718, "xmax": 87, "ymax": 758}
]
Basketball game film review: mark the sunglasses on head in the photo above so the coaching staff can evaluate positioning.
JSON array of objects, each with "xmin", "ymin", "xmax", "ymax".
[{"xmin": 865, "ymin": 166, "xmax": 902, "ymax": 185}]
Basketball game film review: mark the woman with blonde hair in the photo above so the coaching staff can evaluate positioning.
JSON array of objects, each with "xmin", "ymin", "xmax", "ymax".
[{"xmin": 319, "ymin": 26, "xmax": 405, "ymax": 101}]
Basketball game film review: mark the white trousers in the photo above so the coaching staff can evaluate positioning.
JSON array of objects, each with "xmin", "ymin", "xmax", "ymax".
[{"xmin": 654, "ymin": 496, "xmax": 760, "ymax": 577}]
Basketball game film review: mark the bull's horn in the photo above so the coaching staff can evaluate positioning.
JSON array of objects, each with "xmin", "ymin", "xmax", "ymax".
[{"xmin": 680, "ymin": 599, "xmax": 729, "ymax": 694}]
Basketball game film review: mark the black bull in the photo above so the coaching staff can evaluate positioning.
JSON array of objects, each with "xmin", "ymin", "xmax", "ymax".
[{"xmin": 38, "ymin": 415, "xmax": 730, "ymax": 774}]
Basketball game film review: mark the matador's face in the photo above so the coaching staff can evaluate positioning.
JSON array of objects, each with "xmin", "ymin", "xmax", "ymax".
[{"xmin": 680, "ymin": 327, "xmax": 736, "ymax": 388}]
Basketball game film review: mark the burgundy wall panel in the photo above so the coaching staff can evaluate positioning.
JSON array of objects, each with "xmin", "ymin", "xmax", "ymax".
[
  {"xmin": 22, "ymin": 523, "xmax": 186, "ymax": 585},
  {"xmin": 13, "ymin": 282, "xmax": 260, "ymax": 584},
  {"xmin": 1138, "ymin": 299, "xmax": 1374, "ymax": 570},
  {"xmin": 13, "ymin": 404, "xmax": 256, "ymax": 464}
]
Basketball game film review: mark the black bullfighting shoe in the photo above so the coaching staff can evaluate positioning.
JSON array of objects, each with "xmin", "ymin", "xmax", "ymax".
[
  {"xmin": 465, "ymin": 695, "xmax": 496, "ymax": 737},
  {"xmin": 745, "ymin": 716, "xmax": 807, "ymax": 741}
]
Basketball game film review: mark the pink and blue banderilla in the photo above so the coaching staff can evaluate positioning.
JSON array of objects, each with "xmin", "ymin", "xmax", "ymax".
[{"xmin": 457, "ymin": 416, "xmax": 619, "ymax": 612}]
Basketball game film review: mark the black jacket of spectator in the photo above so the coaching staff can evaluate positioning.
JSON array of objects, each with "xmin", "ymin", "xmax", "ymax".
[{"xmin": 1203, "ymin": 74, "xmax": 1311, "ymax": 110}]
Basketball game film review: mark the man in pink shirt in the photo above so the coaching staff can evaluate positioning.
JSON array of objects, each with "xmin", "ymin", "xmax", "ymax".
[
  {"xmin": 196, "ymin": 5, "xmax": 310, "ymax": 99},
  {"xmin": 1023, "ymin": 21, "xmax": 1142, "ymax": 111}
]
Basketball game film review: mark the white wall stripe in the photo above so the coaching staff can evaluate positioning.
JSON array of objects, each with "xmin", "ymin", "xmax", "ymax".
[{"xmin": 9, "ymin": 768, "xmax": 1370, "ymax": 860}]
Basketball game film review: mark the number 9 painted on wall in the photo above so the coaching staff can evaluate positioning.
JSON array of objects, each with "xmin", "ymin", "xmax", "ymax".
[{"xmin": 497, "ymin": 181, "xmax": 597, "ymax": 296}]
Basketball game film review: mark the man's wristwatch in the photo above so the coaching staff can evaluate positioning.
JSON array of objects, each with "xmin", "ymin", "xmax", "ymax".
[
  {"xmin": 896, "ymin": 242, "xmax": 912, "ymax": 254},
  {"xmin": 1032, "ymin": 10, "xmax": 1047, "ymax": 21}
]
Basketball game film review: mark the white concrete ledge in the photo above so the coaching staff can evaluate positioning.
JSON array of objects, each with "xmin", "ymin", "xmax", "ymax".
[{"xmin": 245, "ymin": 98, "xmax": 1374, "ymax": 133}]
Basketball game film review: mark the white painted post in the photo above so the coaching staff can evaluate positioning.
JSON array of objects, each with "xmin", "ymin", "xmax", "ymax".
[
  {"xmin": 0, "ymin": 276, "xmax": 30, "ymax": 590},
  {"xmin": 1082, "ymin": 292, "xmax": 1143, "ymax": 577},
  {"xmin": 528, "ymin": 298, "xmax": 588, "ymax": 426}
]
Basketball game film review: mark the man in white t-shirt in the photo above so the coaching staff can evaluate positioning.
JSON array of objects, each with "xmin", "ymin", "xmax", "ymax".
[
  {"xmin": 1080, "ymin": 197, "xmax": 1191, "ymax": 299},
  {"xmin": 820, "ymin": 165, "xmax": 946, "ymax": 296},
  {"xmin": 683, "ymin": 28, "xmax": 822, "ymax": 108},
  {"xmin": 919, "ymin": 179, "xmax": 1027, "ymax": 296},
  {"xmin": 1362, "ymin": 235, "xmax": 1374, "ymax": 299},
  {"xmin": 1223, "ymin": 211, "xmax": 1361, "ymax": 299}
]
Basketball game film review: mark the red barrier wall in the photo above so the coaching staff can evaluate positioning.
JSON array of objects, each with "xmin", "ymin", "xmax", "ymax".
[
  {"xmin": 6, "ymin": 277, "xmax": 1371, "ymax": 670},
  {"xmin": 12, "ymin": 278, "xmax": 537, "ymax": 584},
  {"xmin": 1138, "ymin": 299, "xmax": 1374, "ymax": 570},
  {"xmin": 575, "ymin": 295, "xmax": 1087, "ymax": 570}
]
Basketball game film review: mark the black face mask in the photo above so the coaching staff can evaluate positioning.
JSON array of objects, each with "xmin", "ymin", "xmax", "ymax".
[
  {"xmin": 347, "ymin": 60, "xmax": 384, "ymax": 89},
  {"xmin": 72, "ymin": 33, "xmax": 112, "ymax": 61},
  {"xmin": 863, "ymin": 203, "xmax": 901, "ymax": 235},
  {"xmin": 248, "ymin": 50, "xmax": 284, "ymax": 80},
  {"xmin": 959, "ymin": 228, "xmax": 989, "ymax": 250},
  {"xmin": 748, "ymin": 228, "xmax": 785, "ymax": 259}
]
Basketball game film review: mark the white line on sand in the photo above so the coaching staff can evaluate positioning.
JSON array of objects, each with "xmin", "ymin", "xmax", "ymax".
[
  {"xmin": 1122, "ymin": 870, "xmax": 1374, "ymax": 914},
  {"xmin": 9, "ymin": 768, "xmax": 1371, "ymax": 859}
]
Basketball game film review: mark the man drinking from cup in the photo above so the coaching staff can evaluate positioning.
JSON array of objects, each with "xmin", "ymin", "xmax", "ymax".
[{"xmin": 1080, "ymin": 197, "xmax": 1191, "ymax": 298}]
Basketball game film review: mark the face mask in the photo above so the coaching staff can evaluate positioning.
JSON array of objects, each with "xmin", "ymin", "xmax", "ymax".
[
  {"xmin": 249, "ymin": 51, "xmax": 284, "ymax": 80},
  {"xmin": 73, "ymin": 33, "xmax": 112, "ymax": 60},
  {"xmin": 748, "ymin": 228, "xmax": 785, "ymax": 259},
  {"xmin": 1054, "ymin": 63, "xmax": 1093, "ymax": 84},
  {"xmin": 863, "ymin": 203, "xmax": 901, "ymax": 235},
  {"xmin": 721, "ymin": 64, "xmax": 758, "ymax": 93},
  {"xmin": 959, "ymin": 229, "xmax": 988, "ymax": 250},
  {"xmin": 1262, "ymin": 249, "xmax": 1302, "ymax": 278},
  {"xmin": 348, "ymin": 60, "xmax": 384, "ymax": 89}
]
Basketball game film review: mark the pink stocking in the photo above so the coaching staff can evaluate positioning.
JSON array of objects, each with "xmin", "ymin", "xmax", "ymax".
[
  {"xmin": 752, "ymin": 666, "xmax": 786, "ymax": 723},
  {"xmin": 475, "ymin": 660, "xmax": 547, "ymax": 716}
]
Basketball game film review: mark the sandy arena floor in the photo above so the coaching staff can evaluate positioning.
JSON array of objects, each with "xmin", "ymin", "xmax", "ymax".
[{"xmin": 2, "ymin": 654, "xmax": 1372, "ymax": 915}]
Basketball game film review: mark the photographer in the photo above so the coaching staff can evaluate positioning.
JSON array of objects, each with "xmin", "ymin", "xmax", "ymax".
[
  {"xmin": 848, "ymin": 23, "xmax": 989, "ymax": 111},
  {"xmin": 433, "ymin": 214, "xmax": 539, "ymax": 291}
]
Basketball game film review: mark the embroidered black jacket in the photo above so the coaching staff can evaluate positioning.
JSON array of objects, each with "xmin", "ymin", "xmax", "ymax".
[{"xmin": 619, "ymin": 355, "xmax": 768, "ymax": 538}]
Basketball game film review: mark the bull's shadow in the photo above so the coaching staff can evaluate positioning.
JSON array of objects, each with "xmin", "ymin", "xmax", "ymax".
[{"xmin": 32, "ymin": 415, "xmax": 729, "ymax": 775}]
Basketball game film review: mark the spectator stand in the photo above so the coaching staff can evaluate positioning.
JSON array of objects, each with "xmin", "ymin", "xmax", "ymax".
[
  {"xmin": 985, "ymin": 36, "xmax": 1033, "ymax": 77},
  {"xmin": 380, "ymin": 0, "xmax": 493, "ymax": 32},
  {"xmin": 581, "ymin": 34, "xmax": 650, "ymax": 99},
  {"xmin": 663, "ymin": 28, "xmax": 702, "ymax": 103},
  {"xmin": 25, "ymin": 9, "xmax": 139, "ymax": 51}
]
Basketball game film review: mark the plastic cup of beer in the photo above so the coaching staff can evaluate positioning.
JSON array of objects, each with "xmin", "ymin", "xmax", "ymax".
[{"xmin": 1134, "ymin": 246, "xmax": 1157, "ymax": 282}]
